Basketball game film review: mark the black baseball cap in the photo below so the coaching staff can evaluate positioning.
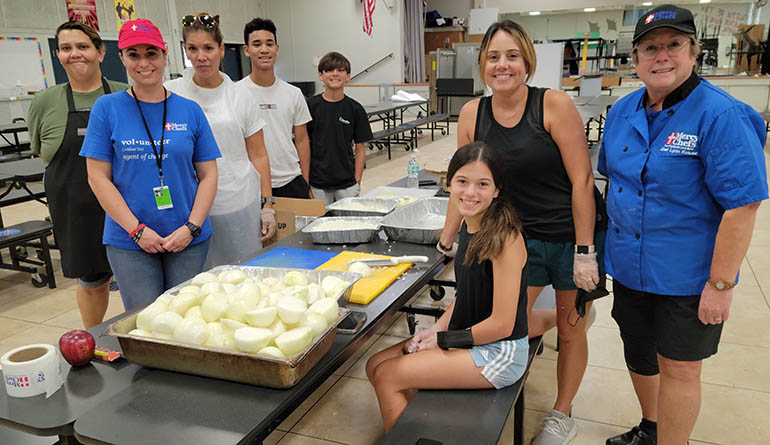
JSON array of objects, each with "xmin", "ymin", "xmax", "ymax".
[{"xmin": 633, "ymin": 4, "xmax": 696, "ymax": 45}]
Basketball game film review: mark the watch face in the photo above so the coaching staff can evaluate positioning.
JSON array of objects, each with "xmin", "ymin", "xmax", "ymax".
[{"xmin": 716, "ymin": 281, "xmax": 726, "ymax": 290}]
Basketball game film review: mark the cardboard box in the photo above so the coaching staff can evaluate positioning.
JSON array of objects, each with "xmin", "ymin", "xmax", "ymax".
[
  {"xmin": 425, "ymin": 30, "xmax": 464, "ymax": 53},
  {"xmin": 562, "ymin": 74, "xmax": 622, "ymax": 88},
  {"xmin": 424, "ymin": 161, "xmax": 449, "ymax": 192},
  {"xmin": 267, "ymin": 197, "xmax": 327, "ymax": 245}
]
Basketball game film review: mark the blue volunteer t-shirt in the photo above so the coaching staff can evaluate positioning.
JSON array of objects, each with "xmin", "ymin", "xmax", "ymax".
[{"xmin": 80, "ymin": 90, "xmax": 221, "ymax": 250}]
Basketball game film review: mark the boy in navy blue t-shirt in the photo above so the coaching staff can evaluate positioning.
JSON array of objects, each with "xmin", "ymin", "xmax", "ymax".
[{"xmin": 306, "ymin": 52, "xmax": 373, "ymax": 204}]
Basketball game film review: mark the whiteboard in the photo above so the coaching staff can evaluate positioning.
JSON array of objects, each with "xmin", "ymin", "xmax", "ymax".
[
  {"xmin": 0, "ymin": 37, "xmax": 48, "ymax": 97},
  {"xmin": 528, "ymin": 42, "xmax": 564, "ymax": 91}
]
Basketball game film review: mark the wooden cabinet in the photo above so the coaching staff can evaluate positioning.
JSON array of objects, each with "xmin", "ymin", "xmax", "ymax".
[{"xmin": 424, "ymin": 27, "xmax": 464, "ymax": 53}]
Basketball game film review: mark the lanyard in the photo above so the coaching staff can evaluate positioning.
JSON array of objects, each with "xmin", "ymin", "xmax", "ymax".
[{"xmin": 132, "ymin": 86, "xmax": 168, "ymax": 186}]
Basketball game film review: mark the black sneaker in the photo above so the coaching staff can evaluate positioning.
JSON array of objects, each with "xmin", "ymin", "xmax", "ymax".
[{"xmin": 606, "ymin": 426, "xmax": 656, "ymax": 445}]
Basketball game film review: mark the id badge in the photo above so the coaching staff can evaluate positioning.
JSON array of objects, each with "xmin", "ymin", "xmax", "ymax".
[{"xmin": 153, "ymin": 185, "xmax": 173, "ymax": 210}]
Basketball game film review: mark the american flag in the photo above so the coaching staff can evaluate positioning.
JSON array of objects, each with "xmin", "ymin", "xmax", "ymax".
[{"xmin": 363, "ymin": 0, "xmax": 376, "ymax": 36}]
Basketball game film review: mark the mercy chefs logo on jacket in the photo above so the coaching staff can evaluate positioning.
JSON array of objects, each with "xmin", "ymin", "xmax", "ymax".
[{"xmin": 661, "ymin": 131, "xmax": 698, "ymax": 155}]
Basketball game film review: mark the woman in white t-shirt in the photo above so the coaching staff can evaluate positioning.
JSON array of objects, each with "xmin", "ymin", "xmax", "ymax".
[{"xmin": 166, "ymin": 12, "xmax": 275, "ymax": 267}]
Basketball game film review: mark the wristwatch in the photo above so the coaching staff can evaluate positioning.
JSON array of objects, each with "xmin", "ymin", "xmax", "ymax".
[
  {"xmin": 575, "ymin": 244, "xmax": 595, "ymax": 254},
  {"xmin": 261, "ymin": 196, "xmax": 276, "ymax": 208},
  {"xmin": 185, "ymin": 221, "xmax": 202, "ymax": 237},
  {"xmin": 707, "ymin": 278, "xmax": 736, "ymax": 291}
]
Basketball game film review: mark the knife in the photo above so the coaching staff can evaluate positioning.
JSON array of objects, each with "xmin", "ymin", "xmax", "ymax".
[{"xmin": 347, "ymin": 255, "xmax": 429, "ymax": 267}]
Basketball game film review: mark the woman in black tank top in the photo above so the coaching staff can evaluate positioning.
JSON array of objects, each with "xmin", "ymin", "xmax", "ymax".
[
  {"xmin": 437, "ymin": 21, "xmax": 605, "ymax": 444},
  {"xmin": 367, "ymin": 143, "xmax": 529, "ymax": 432}
]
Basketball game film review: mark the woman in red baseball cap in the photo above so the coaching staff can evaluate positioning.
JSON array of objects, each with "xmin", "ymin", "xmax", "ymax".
[{"xmin": 79, "ymin": 18, "xmax": 222, "ymax": 311}]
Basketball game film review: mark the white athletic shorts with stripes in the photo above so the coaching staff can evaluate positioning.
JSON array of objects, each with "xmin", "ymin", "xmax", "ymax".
[{"xmin": 469, "ymin": 336, "xmax": 529, "ymax": 389}]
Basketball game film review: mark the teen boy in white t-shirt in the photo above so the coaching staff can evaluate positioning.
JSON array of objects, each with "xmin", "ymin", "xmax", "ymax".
[{"xmin": 237, "ymin": 17, "xmax": 313, "ymax": 199}]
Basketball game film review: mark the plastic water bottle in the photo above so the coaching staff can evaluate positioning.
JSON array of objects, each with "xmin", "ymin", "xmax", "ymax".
[
  {"xmin": 407, "ymin": 154, "xmax": 419, "ymax": 189},
  {"xmin": 14, "ymin": 81, "xmax": 25, "ymax": 98}
]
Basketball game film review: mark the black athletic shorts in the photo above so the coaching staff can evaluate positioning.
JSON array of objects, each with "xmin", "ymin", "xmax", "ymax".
[
  {"xmin": 611, "ymin": 279, "xmax": 723, "ymax": 361},
  {"xmin": 273, "ymin": 175, "xmax": 311, "ymax": 199}
]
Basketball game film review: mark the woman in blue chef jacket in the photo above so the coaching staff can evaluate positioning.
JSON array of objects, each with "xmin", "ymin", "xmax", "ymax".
[
  {"xmin": 598, "ymin": 5, "xmax": 768, "ymax": 445},
  {"xmin": 80, "ymin": 18, "xmax": 221, "ymax": 311}
]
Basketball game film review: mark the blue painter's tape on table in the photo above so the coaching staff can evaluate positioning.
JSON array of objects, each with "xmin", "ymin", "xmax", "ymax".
[{"xmin": 243, "ymin": 247, "xmax": 338, "ymax": 269}]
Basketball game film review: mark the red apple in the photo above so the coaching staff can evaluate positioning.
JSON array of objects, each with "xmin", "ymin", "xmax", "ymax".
[{"xmin": 59, "ymin": 330, "xmax": 95, "ymax": 366}]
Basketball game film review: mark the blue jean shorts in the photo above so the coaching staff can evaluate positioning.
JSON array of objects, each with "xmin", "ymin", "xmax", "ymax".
[{"xmin": 470, "ymin": 336, "xmax": 529, "ymax": 389}]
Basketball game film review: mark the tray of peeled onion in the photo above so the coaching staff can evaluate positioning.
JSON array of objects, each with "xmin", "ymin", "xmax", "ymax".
[{"xmin": 106, "ymin": 266, "xmax": 360, "ymax": 388}]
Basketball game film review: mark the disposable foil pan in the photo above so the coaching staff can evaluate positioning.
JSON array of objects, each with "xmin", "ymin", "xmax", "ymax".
[
  {"xmin": 301, "ymin": 216, "xmax": 382, "ymax": 244},
  {"xmin": 106, "ymin": 265, "xmax": 360, "ymax": 388},
  {"xmin": 326, "ymin": 197, "xmax": 399, "ymax": 217},
  {"xmin": 381, "ymin": 197, "xmax": 449, "ymax": 244},
  {"xmin": 362, "ymin": 186, "xmax": 438, "ymax": 208}
]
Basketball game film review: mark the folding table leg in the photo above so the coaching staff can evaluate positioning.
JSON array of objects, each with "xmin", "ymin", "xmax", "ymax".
[
  {"xmin": 514, "ymin": 389, "xmax": 525, "ymax": 445},
  {"xmin": 39, "ymin": 232, "xmax": 56, "ymax": 289}
]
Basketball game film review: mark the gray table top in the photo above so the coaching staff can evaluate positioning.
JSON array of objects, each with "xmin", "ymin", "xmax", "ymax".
[
  {"xmin": 577, "ymin": 104, "xmax": 606, "ymax": 125},
  {"xmin": 0, "ymin": 122, "xmax": 28, "ymax": 134},
  {"xmin": 364, "ymin": 99, "xmax": 428, "ymax": 117},
  {"xmin": 68, "ymin": 225, "xmax": 448, "ymax": 444},
  {"xmin": 0, "ymin": 157, "xmax": 45, "ymax": 179}
]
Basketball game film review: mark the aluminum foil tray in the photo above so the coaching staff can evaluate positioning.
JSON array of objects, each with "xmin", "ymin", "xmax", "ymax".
[
  {"xmin": 362, "ymin": 186, "xmax": 438, "ymax": 208},
  {"xmin": 325, "ymin": 197, "xmax": 399, "ymax": 217},
  {"xmin": 106, "ymin": 264, "xmax": 361, "ymax": 388},
  {"xmin": 381, "ymin": 197, "xmax": 449, "ymax": 244},
  {"xmin": 301, "ymin": 216, "xmax": 382, "ymax": 244}
]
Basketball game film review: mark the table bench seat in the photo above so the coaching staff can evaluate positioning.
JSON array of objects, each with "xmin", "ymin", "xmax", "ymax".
[{"xmin": 382, "ymin": 336, "xmax": 543, "ymax": 445}]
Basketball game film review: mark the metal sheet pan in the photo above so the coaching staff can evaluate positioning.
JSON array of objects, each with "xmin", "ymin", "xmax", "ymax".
[
  {"xmin": 362, "ymin": 186, "xmax": 438, "ymax": 208},
  {"xmin": 301, "ymin": 216, "xmax": 382, "ymax": 244},
  {"xmin": 106, "ymin": 265, "xmax": 360, "ymax": 388},
  {"xmin": 381, "ymin": 197, "xmax": 449, "ymax": 244},
  {"xmin": 325, "ymin": 197, "xmax": 399, "ymax": 217}
]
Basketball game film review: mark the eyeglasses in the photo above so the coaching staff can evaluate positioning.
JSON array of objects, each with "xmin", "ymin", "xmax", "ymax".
[
  {"xmin": 182, "ymin": 14, "xmax": 217, "ymax": 29},
  {"xmin": 634, "ymin": 37, "xmax": 692, "ymax": 59}
]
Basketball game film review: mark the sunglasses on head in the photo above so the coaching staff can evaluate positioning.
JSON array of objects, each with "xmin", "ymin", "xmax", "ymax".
[{"xmin": 182, "ymin": 14, "xmax": 217, "ymax": 28}]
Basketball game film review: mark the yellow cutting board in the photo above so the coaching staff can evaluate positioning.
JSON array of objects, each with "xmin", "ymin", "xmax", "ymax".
[{"xmin": 316, "ymin": 251, "xmax": 413, "ymax": 305}]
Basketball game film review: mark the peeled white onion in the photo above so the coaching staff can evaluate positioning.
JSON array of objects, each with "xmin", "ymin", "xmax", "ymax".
[
  {"xmin": 201, "ymin": 293, "xmax": 228, "ymax": 322},
  {"xmin": 275, "ymin": 327, "xmax": 313, "ymax": 356},
  {"xmin": 168, "ymin": 292, "xmax": 198, "ymax": 315},
  {"xmin": 308, "ymin": 298, "xmax": 340, "ymax": 323},
  {"xmin": 178, "ymin": 285, "xmax": 201, "ymax": 297},
  {"xmin": 261, "ymin": 277, "xmax": 279, "ymax": 288},
  {"xmin": 207, "ymin": 321, "xmax": 224, "ymax": 337},
  {"xmin": 276, "ymin": 296, "xmax": 307, "ymax": 325},
  {"xmin": 155, "ymin": 293, "xmax": 175, "ymax": 306},
  {"xmin": 348, "ymin": 261, "xmax": 373, "ymax": 278},
  {"xmin": 300, "ymin": 312, "xmax": 328, "ymax": 338},
  {"xmin": 151, "ymin": 332, "xmax": 173, "ymax": 341},
  {"xmin": 235, "ymin": 281, "xmax": 261, "ymax": 306},
  {"xmin": 221, "ymin": 283, "xmax": 238, "ymax": 295},
  {"xmin": 136, "ymin": 301, "xmax": 168, "ymax": 331},
  {"xmin": 184, "ymin": 305, "xmax": 203, "ymax": 320},
  {"xmin": 191, "ymin": 272, "xmax": 218, "ymax": 285},
  {"xmin": 199, "ymin": 281, "xmax": 222, "ymax": 297},
  {"xmin": 267, "ymin": 292, "xmax": 281, "ymax": 307},
  {"xmin": 224, "ymin": 296, "xmax": 257, "ymax": 323},
  {"xmin": 205, "ymin": 332, "xmax": 235, "ymax": 350},
  {"xmin": 220, "ymin": 318, "xmax": 249, "ymax": 332},
  {"xmin": 282, "ymin": 270, "xmax": 309, "ymax": 287},
  {"xmin": 257, "ymin": 346, "xmax": 287, "ymax": 359},
  {"xmin": 128, "ymin": 328, "xmax": 152, "ymax": 337},
  {"xmin": 173, "ymin": 318, "xmax": 209, "ymax": 345},
  {"xmin": 150, "ymin": 311, "xmax": 183, "ymax": 335},
  {"xmin": 268, "ymin": 319, "xmax": 287, "ymax": 344},
  {"xmin": 321, "ymin": 276, "xmax": 346, "ymax": 298},
  {"xmin": 223, "ymin": 269, "xmax": 248, "ymax": 284},
  {"xmin": 234, "ymin": 327, "xmax": 272, "ymax": 353},
  {"xmin": 245, "ymin": 307, "xmax": 277, "ymax": 328},
  {"xmin": 256, "ymin": 283, "xmax": 271, "ymax": 298},
  {"xmin": 285, "ymin": 285, "xmax": 309, "ymax": 301},
  {"xmin": 307, "ymin": 283, "xmax": 323, "ymax": 305}
]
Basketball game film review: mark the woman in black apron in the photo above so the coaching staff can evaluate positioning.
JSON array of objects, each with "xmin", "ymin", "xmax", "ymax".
[{"xmin": 28, "ymin": 21, "xmax": 126, "ymax": 328}]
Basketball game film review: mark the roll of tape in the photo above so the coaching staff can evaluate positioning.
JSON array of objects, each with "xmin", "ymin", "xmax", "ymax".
[{"xmin": 2, "ymin": 344, "xmax": 64, "ymax": 398}]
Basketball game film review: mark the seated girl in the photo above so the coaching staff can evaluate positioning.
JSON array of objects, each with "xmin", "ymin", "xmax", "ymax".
[{"xmin": 366, "ymin": 141, "xmax": 529, "ymax": 431}]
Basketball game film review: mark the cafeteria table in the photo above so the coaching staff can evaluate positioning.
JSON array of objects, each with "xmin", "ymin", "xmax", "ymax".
[
  {"xmin": 0, "ymin": 212, "xmax": 451, "ymax": 444},
  {"xmin": 364, "ymin": 99, "xmax": 428, "ymax": 129},
  {"xmin": 0, "ymin": 158, "xmax": 46, "ymax": 227}
]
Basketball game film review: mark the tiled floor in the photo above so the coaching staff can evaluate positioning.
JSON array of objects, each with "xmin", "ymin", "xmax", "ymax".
[{"xmin": 1, "ymin": 122, "xmax": 768, "ymax": 445}]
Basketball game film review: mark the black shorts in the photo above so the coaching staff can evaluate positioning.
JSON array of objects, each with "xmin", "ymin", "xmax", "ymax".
[
  {"xmin": 611, "ymin": 280, "xmax": 723, "ymax": 362},
  {"xmin": 273, "ymin": 175, "xmax": 311, "ymax": 199}
]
